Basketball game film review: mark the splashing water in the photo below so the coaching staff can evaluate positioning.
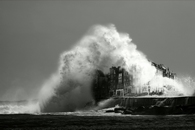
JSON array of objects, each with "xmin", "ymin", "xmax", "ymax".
[
  {"xmin": 0, "ymin": 100, "xmax": 40, "ymax": 114},
  {"xmin": 36, "ymin": 24, "xmax": 195, "ymax": 113}
]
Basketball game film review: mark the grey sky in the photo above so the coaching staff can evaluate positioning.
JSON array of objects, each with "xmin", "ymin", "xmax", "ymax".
[{"xmin": 0, "ymin": 1, "xmax": 195, "ymax": 101}]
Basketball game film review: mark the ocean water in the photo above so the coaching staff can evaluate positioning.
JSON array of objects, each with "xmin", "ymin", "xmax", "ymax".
[
  {"xmin": 0, "ymin": 100, "xmax": 118, "ymax": 116},
  {"xmin": 0, "ymin": 101, "xmax": 195, "ymax": 129},
  {"xmin": 0, "ymin": 113, "xmax": 195, "ymax": 129}
]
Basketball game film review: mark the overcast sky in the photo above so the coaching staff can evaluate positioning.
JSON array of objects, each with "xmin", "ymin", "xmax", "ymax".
[{"xmin": 1, "ymin": 1, "xmax": 195, "ymax": 101}]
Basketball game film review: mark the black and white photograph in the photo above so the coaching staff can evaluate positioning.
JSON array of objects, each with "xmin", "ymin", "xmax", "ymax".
[{"xmin": 0, "ymin": 0, "xmax": 195, "ymax": 129}]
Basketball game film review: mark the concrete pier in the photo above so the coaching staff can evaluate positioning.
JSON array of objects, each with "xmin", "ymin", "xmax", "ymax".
[{"xmin": 117, "ymin": 96, "xmax": 195, "ymax": 109}]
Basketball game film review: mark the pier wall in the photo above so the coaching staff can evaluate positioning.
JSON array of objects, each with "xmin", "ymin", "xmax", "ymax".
[{"xmin": 118, "ymin": 96, "xmax": 195, "ymax": 109}]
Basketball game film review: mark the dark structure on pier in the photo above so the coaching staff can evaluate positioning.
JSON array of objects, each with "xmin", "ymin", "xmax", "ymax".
[{"xmin": 92, "ymin": 62, "xmax": 176, "ymax": 103}]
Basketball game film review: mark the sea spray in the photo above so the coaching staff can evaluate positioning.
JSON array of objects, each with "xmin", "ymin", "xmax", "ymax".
[
  {"xmin": 0, "ymin": 100, "xmax": 40, "ymax": 114},
  {"xmin": 176, "ymin": 76, "xmax": 195, "ymax": 96},
  {"xmin": 38, "ymin": 24, "xmax": 195, "ymax": 112}
]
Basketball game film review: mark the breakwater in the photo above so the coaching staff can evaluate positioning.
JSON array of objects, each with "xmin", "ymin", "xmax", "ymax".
[{"xmin": 103, "ymin": 96, "xmax": 195, "ymax": 115}]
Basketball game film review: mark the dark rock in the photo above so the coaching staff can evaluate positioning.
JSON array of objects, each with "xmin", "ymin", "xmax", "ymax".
[
  {"xmin": 114, "ymin": 107, "xmax": 125, "ymax": 113},
  {"xmin": 105, "ymin": 109, "xmax": 115, "ymax": 113},
  {"xmin": 122, "ymin": 109, "xmax": 133, "ymax": 114}
]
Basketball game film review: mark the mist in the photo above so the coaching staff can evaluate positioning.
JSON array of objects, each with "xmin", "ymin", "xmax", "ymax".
[{"xmin": 37, "ymin": 24, "xmax": 195, "ymax": 112}]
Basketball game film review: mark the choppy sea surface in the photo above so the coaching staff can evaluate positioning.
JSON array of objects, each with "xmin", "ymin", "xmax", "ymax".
[{"xmin": 0, "ymin": 101, "xmax": 195, "ymax": 129}]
